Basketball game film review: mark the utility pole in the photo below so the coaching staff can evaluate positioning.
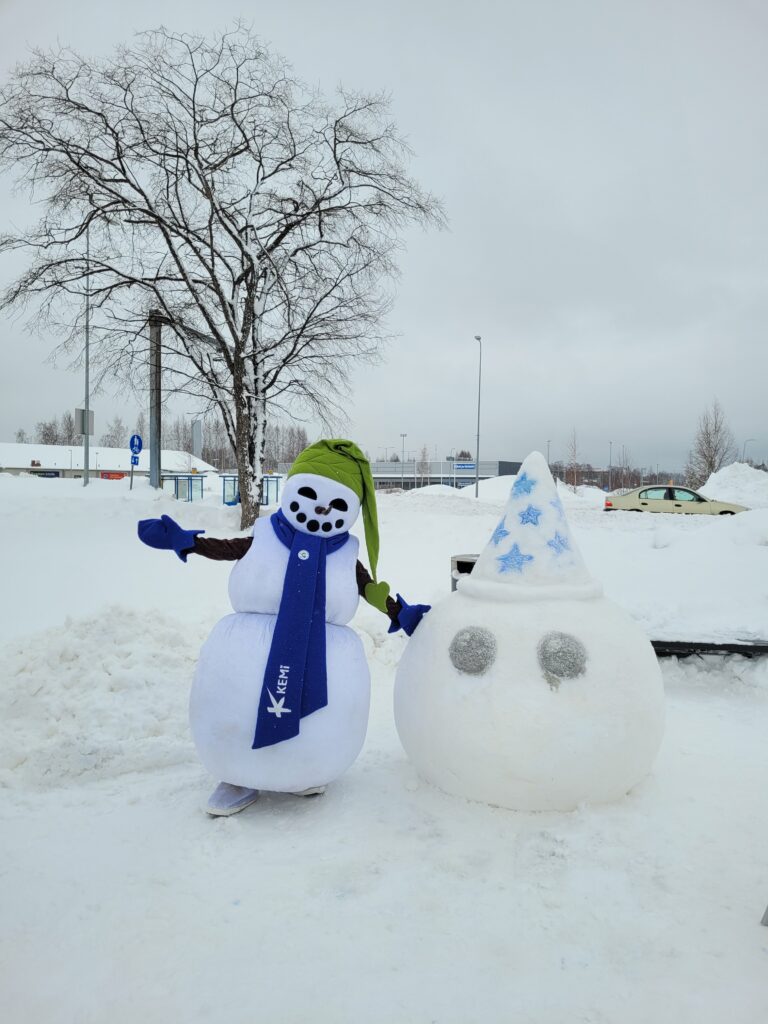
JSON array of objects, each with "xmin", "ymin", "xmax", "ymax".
[
  {"xmin": 546, "ymin": 439, "xmax": 551, "ymax": 468},
  {"xmin": 608, "ymin": 440, "xmax": 613, "ymax": 492},
  {"xmin": 400, "ymin": 432, "xmax": 407, "ymax": 490},
  {"xmin": 474, "ymin": 335, "xmax": 482, "ymax": 498},
  {"xmin": 149, "ymin": 310, "xmax": 163, "ymax": 489},
  {"xmin": 83, "ymin": 221, "xmax": 90, "ymax": 487}
]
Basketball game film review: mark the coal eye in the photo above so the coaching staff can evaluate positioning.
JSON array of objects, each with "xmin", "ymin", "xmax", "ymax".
[
  {"xmin": 330, "ymin": 497, "xmax": 348, "ymax": 511},
  {"xmin": 449, "ymin": 627, "xmax": 497, "ymax": 675},
  {"xmin": 537, "ymin": 632, "xmax": 587, "ymax": 690},
  {"xmin": 298, "ymin": 487, "xmax": 317, "ymax": 500}
]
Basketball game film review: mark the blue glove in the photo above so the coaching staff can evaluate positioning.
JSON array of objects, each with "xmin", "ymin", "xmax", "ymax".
[
  {"xmin": 388, "ymin": 594, "xmax": 431, "ymax": 636},
  {"xmin": 137, "ymin": 514, "xmax": 204, "ymax": 562}
]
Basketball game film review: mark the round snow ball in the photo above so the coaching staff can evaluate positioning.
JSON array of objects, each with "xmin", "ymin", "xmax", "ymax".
[
  {"xmin": 449, "ymin": 627, "xmax": 497, "ymax": 675},
  {"xmin": 537, "ymin": 631, "xmax": 587, "ymax": 679}
]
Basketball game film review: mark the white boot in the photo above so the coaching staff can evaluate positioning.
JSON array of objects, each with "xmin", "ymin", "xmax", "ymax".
[
  {"xmin": 292, "ymin": 785, "xmax": 327, "ymax": 797},
  {"xmin": 206, "ymin": 782, "xmax": 260, "ymax": 816}
]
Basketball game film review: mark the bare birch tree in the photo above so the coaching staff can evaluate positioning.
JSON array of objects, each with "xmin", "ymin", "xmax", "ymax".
[
  {"xmin": 0, "ymin": 26, "xmax": 444, "ymax": 525},
  {"xmin": 684, "ymin": 399, "xmax": 736, "ymax": 487}
]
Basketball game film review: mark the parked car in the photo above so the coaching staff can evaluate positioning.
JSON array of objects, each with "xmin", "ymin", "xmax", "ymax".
[{"xmin": 604, "ymin": 485, "xmax": 748, "ymax": 515}]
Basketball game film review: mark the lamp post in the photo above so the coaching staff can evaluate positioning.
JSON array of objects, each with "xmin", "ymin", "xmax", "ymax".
[
  {"xmin": 546, "ymin": 439, "xmax": 551, "ymax": 468},
  {"xmin": 400, "ymin": 432, "xmax": 407, "ymax": 490},
  {"xmin": 83, "ymin": 220, "xmax": 90, "ymax": 487},
  {"xmin": 608, "ymin": 441, "xmax": 613, "ymax": 492},
  {"xmin": 742, "ymin": 438, "xmax": 755, "ymax": 462},
  {"xmin": 474, "ymin": 335, "xmax": 482, "ymax": 498}
]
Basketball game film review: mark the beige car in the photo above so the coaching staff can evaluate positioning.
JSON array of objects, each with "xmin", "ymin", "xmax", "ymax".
[{"xmin": 604, "ymin": 485, "xmax": 748, "ymax": 515}]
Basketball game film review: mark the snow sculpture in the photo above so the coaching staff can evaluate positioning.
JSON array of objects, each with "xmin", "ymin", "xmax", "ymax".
[
  {"xmin": 138, "ymin": 439, "xmax": 429, "ymax": 815},
  {"xmin": 394, "ymin": 451, "xmax": 665, "ymax": 811}
]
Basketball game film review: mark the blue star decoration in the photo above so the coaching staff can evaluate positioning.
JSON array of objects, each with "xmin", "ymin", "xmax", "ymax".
[
  {"xmin": 518, "ymin": 504, "xmax": 543, "ymax": 526},
  {"xmin": 497, "ymin": 543, "xmax": 534, "ymax": 574},
  {"xmin": 512, "ymin": 472, "xmax": 536, "ymax": 498},
  {"xmin": 547, "ymin": 531, "xmax": 570, "ymax": 555},
  {"xmin": 490, "ymin": 517, "xmax": 510, "ymax": 546}
]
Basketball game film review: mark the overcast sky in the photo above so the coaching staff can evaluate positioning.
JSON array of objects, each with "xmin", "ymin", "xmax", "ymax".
[{"xmin": 1, "ymin": 0, "xmax": 766, "ymax": 470}]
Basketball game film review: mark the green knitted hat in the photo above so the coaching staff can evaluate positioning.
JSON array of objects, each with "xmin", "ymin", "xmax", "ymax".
[{"xmin": 288, "ymin": 439, "xmax": 380, "ymax": 580}]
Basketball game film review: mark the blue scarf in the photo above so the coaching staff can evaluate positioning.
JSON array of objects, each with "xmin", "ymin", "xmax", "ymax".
[{"xmin": 251, "ymin": 510, "xmax": 350, "ymax": 749}]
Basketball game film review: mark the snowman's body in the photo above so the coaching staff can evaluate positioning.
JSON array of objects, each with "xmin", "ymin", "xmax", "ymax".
[
  {"xmin": 394, "ymin": 451, "xmax": 665, "ymax": 812},
  {"xmin": 394, "ymin": 587, "xmax": 664, "ymax": 811},
  {"xmin": 190, "ymin": 516, "xmax": 371, "ymax": 792}
]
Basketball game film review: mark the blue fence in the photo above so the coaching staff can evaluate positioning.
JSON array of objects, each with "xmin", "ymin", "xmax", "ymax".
[
  {"xmin": 162, "ymin": 474, "xmax": 205, "ymax": 502},
  {"xmin": 221, "ymin": 474, "xmax": 283, "ymax": 507}
]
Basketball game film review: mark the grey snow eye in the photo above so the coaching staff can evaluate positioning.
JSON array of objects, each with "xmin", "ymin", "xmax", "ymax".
[
  {"xmin": 537, "ymin": 632, "xmax": 587, "ymax": 690},
  {"xmin": 449, "ymin": 627, "xmax": 497, "ymax": 676}
]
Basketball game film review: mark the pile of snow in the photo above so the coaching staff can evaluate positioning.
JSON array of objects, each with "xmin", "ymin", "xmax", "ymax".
[
  {"xmin": 0, "ymin": 608, "xmax": 202, "ymax": 789},
  {"xmin": 700, "ymin": 461, "xmax": 768, "ymax": 509},
  {"xmin": 453, "ymin": 473, "xmax": 605, "ymax": 509}
]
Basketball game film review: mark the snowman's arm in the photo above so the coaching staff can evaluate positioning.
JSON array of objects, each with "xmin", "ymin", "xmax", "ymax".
[
  {"xmin": 355, "ymin": 560, "xmax": 401, "ymax": 626},
  {"xmin": 189, "ymin": 536, "xmax": 253, "ymax": 561}
]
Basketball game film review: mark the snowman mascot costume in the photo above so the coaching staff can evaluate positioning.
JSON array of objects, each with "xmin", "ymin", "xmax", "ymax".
[{"xmin": 138, "ymin": 439, "xmax": 428, "ymax": 816}]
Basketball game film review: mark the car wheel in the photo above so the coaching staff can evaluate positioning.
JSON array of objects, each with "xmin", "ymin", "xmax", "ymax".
[{"xmin": 719, "ymin": 511, "xmax": 735, "ymax": 516}]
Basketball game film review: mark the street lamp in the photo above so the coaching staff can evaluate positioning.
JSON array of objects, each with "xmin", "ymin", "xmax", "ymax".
[
  {"xmin": 608, "ymin": 441, "xmax": 613, "ymax": 492},
  {"xmin": 546, "ymin": 440, "xmax": 552, "ymax": 468},
  {"xmin": 742, "ymin": 438, "xmax": 755, "ymax": 462},
  {"xmin": 474, "ymin": 335, "xmax": 482, "ymax": 498},
  {"xmin": 83, "ymin": 219, "xmax": 91, "ymax": 487},
  {"xmin": 400, "ymin": 432, "xmax": 407, "ymax": 490}
]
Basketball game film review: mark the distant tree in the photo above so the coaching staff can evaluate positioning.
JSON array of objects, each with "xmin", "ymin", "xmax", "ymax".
[
  {"xmin": 134, "ymin": 411, "xmax": 147, "ymax": 442},
  {"xmin": 35, "ymin": 418, "xmax": 60, "ymax": 445},
  {"xmin": 14, "ymin": 428, "xmax": 28, "ymax": 443},
  {"xmin": 566, "ymin": 429, "xmax": 580, "ymax": 490},
  {"xmin": 202, "ymin": 414, "xmax": 235, "ymax": 471},
  {"xmin": 417, "ymin": 444, "xmax": 430, "ymax": 485},
  {"xmin": 684, "ymin": 399, "xmax": 737, "ymax": 487},
  {"xmin": 100, "ymin": 416, "xmax": 128, "ymax": 448},
  {"xmin": 456, "ymin": 449, "xmax": 472, "ymax": 460},
  {"xmin": 389, "ymin": 452, "xmax": 400, "ymax": 463},
  {"xmin": 60, "ymin": 410, "xmax": 77, "ymax": 445}
]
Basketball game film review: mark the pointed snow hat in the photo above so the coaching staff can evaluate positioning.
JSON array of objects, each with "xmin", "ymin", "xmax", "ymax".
[{"xmin": 459, "ymin": 451, "xmax": 602, "ymax": 602}]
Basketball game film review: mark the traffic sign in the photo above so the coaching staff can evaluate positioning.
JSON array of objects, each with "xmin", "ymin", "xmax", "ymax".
[
  {"xmin": 129, "ymin": 434, "xmax": 143, "ymax": 455},
  {"xmin": 455, "ymin": 462, "xmax": 476, "ymax": 470},
  {"xmin": 131, "ymin": 455, "xmax": 139, "ymax": 466}
]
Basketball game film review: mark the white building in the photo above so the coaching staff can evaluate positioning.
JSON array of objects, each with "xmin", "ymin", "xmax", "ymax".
[{"xmin": 0, "ymin": 442, "xmax": 216, "ymax": 481}]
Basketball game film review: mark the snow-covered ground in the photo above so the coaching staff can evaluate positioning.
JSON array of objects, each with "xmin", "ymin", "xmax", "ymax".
[{"xmin": 1, "ymin": 471, "xmax": 767, "ymax": 1023}]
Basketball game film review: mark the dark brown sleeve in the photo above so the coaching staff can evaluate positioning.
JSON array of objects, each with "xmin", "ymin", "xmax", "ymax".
[
  {"xmin": 356, "ymin": 560, "xmax": 402, "ymax": 626},
  {"xmin": 191, "ymin": 536, "xmax": 253, "ymax": 561}
]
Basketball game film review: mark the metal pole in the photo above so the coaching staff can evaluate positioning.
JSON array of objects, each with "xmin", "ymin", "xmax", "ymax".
[
  {"xmin": 149, "ymin": 310, "xmax": 162, "ymax": 489},
  {"xmin": 474, "ymin": 335, "xmax": 482, "ymax": 498},
  {"xmin": 546, "ymin": 439, "xmax": 551, "ymax": 467},
  {"xmin": 83, "ymin": 222, "xmax": 90, "ymax": 487},
  {"xmin": 742, "ymin": 438, "xmax": 755, "ymax": 462},
  {"xmin": 400, "ymin": 433, "xmax": 406, "ymax": 490},
  {"xmin": 608, "ymin": 441, "xmax": 613, "ymax": 491}
]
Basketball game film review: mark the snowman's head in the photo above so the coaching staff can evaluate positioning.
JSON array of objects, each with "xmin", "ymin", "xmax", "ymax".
[{"xmin": 280, "ymin": 472, "xmax": 360, "ymax": 537}]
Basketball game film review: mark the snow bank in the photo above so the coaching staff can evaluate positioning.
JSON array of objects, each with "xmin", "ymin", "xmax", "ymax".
[
  {"xmin": 453, "ymin": 473, "xmax": 605, "ymax": 509},
  {"xmin": 0, "ymin": 608, "xmax": 203, "ymax": 789},
  {"xmin": 700, "ymin": 461, "xmax": 768, "ymax": 508}
]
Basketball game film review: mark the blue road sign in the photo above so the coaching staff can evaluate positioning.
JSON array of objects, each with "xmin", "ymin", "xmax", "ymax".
[
  {"xmin": 129, "ymin": 434, "xmax": 143, "ymax": 455},
  {"xmin": 455, "ymin": 462, "xmax": 476, "ymax": 470},
  {"xmin": 131, "ymin": 455, "xmax": 139, "ymax": 466}
]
